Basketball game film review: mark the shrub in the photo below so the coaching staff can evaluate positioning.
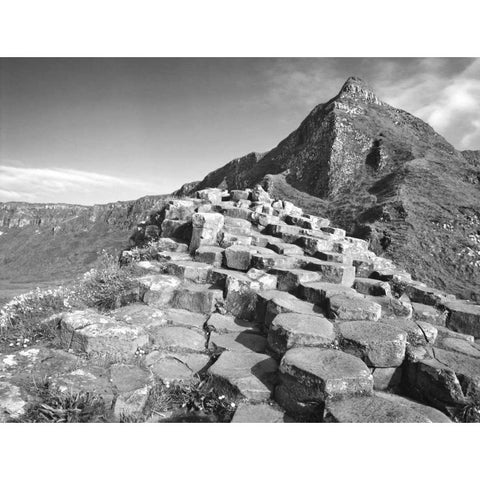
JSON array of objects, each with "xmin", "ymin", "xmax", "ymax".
[{"xmin": 74, "ymin": 250, "xmax": 141, "ymax": 311}]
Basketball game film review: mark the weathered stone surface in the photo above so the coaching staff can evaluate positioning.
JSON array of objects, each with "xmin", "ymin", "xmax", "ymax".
[
  {"xmin": 160, "ymin": 219, "xmax": 192, "ymax": 240},
  {"xmin": 114, "ymin": 386, "xmax": 151, "ymax": 420},
  {"xmin": 279, "ymin": 348, "xmax": 373, "ymax": 401},
  {"xmin": 196, "ymin": 188, "xmax": 223, "ymax": 204},
  {"xmin": 411, "ymin": 302, "xmax": 447, "ymax": 326},
  {"xmin": 135, "ymin": 260, "xmax": 165, "ymax": 274},
  {"xmin": 251, "ymin": 184, "xmax": 271, "ymax": 204},
  {"xmin": 380, "ymin": 317, "xmax": 436, "ymax": 346},
  {"xmin": 162, "ymin": 309, "xmax": 206, "ymax": 330},
  {"xmin": 189, "ymin": 212, "xmax": 225, "ymax": 252},
  {"xmin": 165, "ymin": 260, "xmax": 213, "ymax": 283},
  {"xmin": 171, "ymin": 284, "xmax": 223, "ymax": 314},
  {"xmin": 154, "ymin": 237, "xmax": 189, "ymax": 253},
  {"xmin": 110, "ymin": 363, "xmax": 152, "ymax": 393},
  {"xmin": 436, "ymin": 337, "xmax": 480, "ymax": 358},
  {"xmin": 333, "ymin": 237, "xmax": 369, "ymax": 255},
  {"xmin": 150, "ymin": 326, "xmax": 206, "ymax": 353},
  {"xmin": 268, "ymin": 313, "xmax": 335, "ymax": 355},
  {"xmin": 338, "ymin": 321, "xmax": 407, "ymax": 367},
  {"xmin": 268, "ymin": 242, "xmax": 304, "ymax": 256},
  {"xmin": 208, "ymin": 350, "xmax": 278, "ymax": 401},
  {"xmin": 272, "ymin": 269, "xmax": 321, "ymax": 293},
  {"xmin": 145, "ymin": 350, "xmax": 210, "ymax": 376},
  {"xmin": 435, "ymin": 325, "xmax": 474, "ymax": 344},
  {"xmin": 231, "ymin": 402, "xmax": 287, "ymax": 423},
  {"xmin": 208, "ymin": 331, "xmax": 267, "ymax": 354},
  {"xmin": 195, "ymin": 246, "xmax": 224, "ymax": 267},
  {"xmin": 315, "ymin": 251, "xmax": 352, "ymax": 265},
  {"xmin": 222, "ymin": 206, "xmax": 253, "ymax": 221},
  {"xmin": 64, "ymin": 320, "xmax": 149, "ymax": 357},
  {"xmin": 371, "ymin": 367, "xmax": 402, "ymax": 391},
  {"xmin": 404, "ymin": 282, "xmax": 454, "ymax": 307},
  {"xmin": 295, "ymin": 235, "xmax": 333, "ymax": 256},
  {"xmin": 219, "ymin": 232, "xmax": 252, "ymax": 248},
  {"xmin": 299, "ymin": 281, "xmax": 359, "ymax": 308},
  {"xmin": 224, "ymin": 245, "xmax": 257, "ymax": 271},
  {"xmin": 328, "ymin": 295, "xmax": 382, "ymax": 322},
  {"xmin": 324, "ymin": 393, "xmax": 445, "ymax": 423},
  {"xmin": 50, "ymin": 366, "xmax": 115, "ymax": 407},
  {"xmin": 304, "ymin": 259, "xmax": 355, "ymax": 286},
  {"xmin": 0, "ymin": 381, "xmax": 28, "ymax": 421},
  {"xmin": 264, "ymin": 291, "xmax": 322, "ymax": 328},
  {"xmin": 164, "ymin": 199, "xmax": 196, "ymax": 221},
  {"xmin": 142, "ymin": 275, "xmax": 182, "ymax": 307},
  {"xmin": 206, "ymin": 313, "xmax": 259, "ymax": 334},
  {"xmin": 444, "ymin": 300, "xmax": 480, "ymax": 338},
  {"xmin": 230, "ymin": 190, "xmax": 250, "ymax": 202},
  {"xmin": 111, "ymin": 304, "xmax": 167, "ymax": 329},
  {"xmin": 354, "ymin": 278, "xmax": 391, "ymax": 296},
  {"xmin": 250, "ymin": 252, "xmax": 303, "ymax": 271},
  {"xmin": 368, "ymin": 294, "xmax": 412, "ymax": 321}
]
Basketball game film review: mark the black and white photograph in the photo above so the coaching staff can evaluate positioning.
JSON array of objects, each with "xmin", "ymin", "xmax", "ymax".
[{"xmin": 0, "ymin": 1, "xmax": 478, "ymax": 478}]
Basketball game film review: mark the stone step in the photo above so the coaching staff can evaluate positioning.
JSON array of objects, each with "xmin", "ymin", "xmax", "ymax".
[
  {"xmin": 170, "ymin": 283, "xmax": 224, "ymax": 314},
  {"xmin": 208, "ymin": 350, "xmax": 278, "ymax": 402},
  {"xmin": 275, "ymin": 347, "xmax": 373, "ymax": 420},
  {"xmin": 337, "ymin": 321, "xmax": 407, "ymax": 367},
  {"xmin": 267, "ymin": 313, "xmax": 335, "ymax": 355},
  {"xmin": 165, "ymin": 260, "xmax": 213, "ymax": 283},
  {"xmin": 230, "ymin": 402, "xmax": 288, "ymax": 423},
  {"xmin": 443, "ymin": 300, "xmax": 480, "ymax": 338},
  {"xmin": 303, "ymin": 259, "xmax": 355, "ymax": 286},
  {"xmin": 324, "ymin": 392, "xmax": 451, "ymax": 423}
]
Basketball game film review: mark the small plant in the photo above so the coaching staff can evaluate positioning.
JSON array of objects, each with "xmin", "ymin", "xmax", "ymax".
[
  {"xmin": 447, "ymin": 397, "xmax": 480, "ymax": 423},
  {"xmin": 74, "ymin": 250, "xmax": 141, "ymax": 311},
  {"xmin": 145, "ymin": 376, "xmax": 238, "ymax": 423},
  {"xmin": 19, "ymin": 384, "xmax": 107, "ymax": 423}
]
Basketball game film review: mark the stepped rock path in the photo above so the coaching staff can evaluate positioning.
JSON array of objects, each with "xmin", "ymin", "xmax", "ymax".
[{"xmin": 2, "ymin": 186, "xmax": 480, "ymax": 422}]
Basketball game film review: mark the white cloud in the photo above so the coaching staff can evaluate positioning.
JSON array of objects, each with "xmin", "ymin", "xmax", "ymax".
[{"xmin": 0, "ymin": 165, "xmax": 156, "ymax": 204}]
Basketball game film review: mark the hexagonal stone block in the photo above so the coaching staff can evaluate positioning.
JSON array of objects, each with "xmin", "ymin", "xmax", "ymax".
[
  {"xmin": 411, "ymin": 302, "xmax": 447, "ymax": 326},
  {"xmin": 224, "ymin": 245, "xmax": 257, "ymax": 271},
  {"xmin": 367, "ymin": 295, "xmax": 412, "ymax": 321},
  {"xmin": 264, "ymin": 291, "xmax": 322, "ymax": 328},
  {"xmin": 110, "ymin": 363, "xmax": 153, "ymax": 393},
  {"xmin": 338, "ymin": 321, "xmax": 407, "ymax": 367},
  {"xmin": 110, "ymin": 304, "xmax": 167, "ymax": 329},
  {"xmin": 314, "ymin": 251, "xmax": 352, "ymax": 264},
  {"xmin": 165, "ymin": 260, "xmax": 213, "ymax": 283},
  {"xmin": 171, "ymin": 284, "xmax": 223, "ymax": 314},
  {"xmin": 250, "ymin": 252, "xmax": 303, "ymax": 271},
  {"xmin": 195, "ymin": 246, "xmax": 224, "ymax": 267},
  {"xmin": 436, "ymin": 337, "xmax": 480, "ymax": 359},
  {"xmin": 150, "ymin": 326, "xmax": 206, "ymax": 353},
  {"xmin": 324, "ymin": 393, "xmax": 450, "ymax": 423},
  {"xmin": 142, "ymin": 275, "xmax": 182, "ymax": 307},
  {"xmin": 272, "ymin": 269, "xmax": 321, "ymax": 293},
  {"xmin": 267, "ymin": 242, "xmax": 304, "ymax": 256},
  {"xmin": 298, "ymin": 281, "xmax": 359, "ymax": 308},
  {"xmin": 189, "ymin": 212, "xmax": 225, "ymax": 252},
  {"xmin": 268, "ymin": 313, "xmax": 335, "ymax": 355},
  {"xmin": 404, "ymin": 282, "xmax": 454, "ymax": 307},
  {"xmin": 304, "ymin": 259, "xmax": 355, "ymax": 286},
  {"xmin": 328, "ymin": 295, "xmax": 381, "ymax": 322},
  {"xmin": 231, "ymin": 403, "xmax": 287, "ymax": 423},
  {"xmin": 380, "ymin": 317, "xmax": 437, "ymax": 346},
  {"xmin": 208, "ymin": 331, "xmax": 267, "ymax": 354},
  {"xmin": 208, "ymin": 350, "xmax": 278, "ymax": 401},
  {"xmin": 69, "ymin": 322, "xmax": 149, "ymax": 357},
  {"xmin": 279, "ymin": 347, "xmax": 373, "ymax": 401},
  {"xmin": 444, "ymin": 300, "xmax": 480, "ymax": 337},
  {"xmin": 353, "ymin": 278, "xmax": 391, "ymax": 296},
  {"xmin": 206, "ymin": 313, "xmax": 260, "ymax": 334}
]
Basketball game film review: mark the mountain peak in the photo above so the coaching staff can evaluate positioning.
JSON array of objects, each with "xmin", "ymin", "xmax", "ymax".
[{"xmin": 338, "ymin": 76, "xmax": 381, "ymax": 104}]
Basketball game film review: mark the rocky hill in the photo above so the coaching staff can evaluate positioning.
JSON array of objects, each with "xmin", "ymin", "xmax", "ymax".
[{"xmin": 178, "ymin": 77, "xmax": 480, "ymax": 301}]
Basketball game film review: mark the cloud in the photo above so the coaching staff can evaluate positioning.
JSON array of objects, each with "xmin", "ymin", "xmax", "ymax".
[{"xmin": 0, "ymin": 165, "xmax": 156, "ymax": 204}]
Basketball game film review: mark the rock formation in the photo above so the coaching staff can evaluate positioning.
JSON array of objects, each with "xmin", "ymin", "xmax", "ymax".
[
  {"xmin": 178, "ymin": 77, "xmax": 480, "ymax": 301},
  {"xmin": 2, "ymin": 187, "xmax": 479, "ymax": 423}
]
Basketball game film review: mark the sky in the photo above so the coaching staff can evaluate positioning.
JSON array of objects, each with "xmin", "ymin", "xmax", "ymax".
[{"xmin": 1, "ymin": 57, "xmax": 479, "ymax": 205}]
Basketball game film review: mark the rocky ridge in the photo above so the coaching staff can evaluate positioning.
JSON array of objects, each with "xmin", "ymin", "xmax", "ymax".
[{"xmin": 2, "ymin": 186, "xmax": 480, "ymax": 423}]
